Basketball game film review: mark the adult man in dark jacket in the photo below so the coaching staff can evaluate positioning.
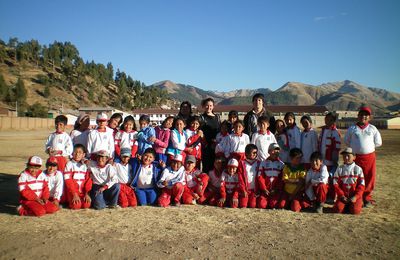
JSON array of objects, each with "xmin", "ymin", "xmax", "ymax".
[{"xmin": 244, "ymin": 93, "xmax": 276, "ymax": 139}]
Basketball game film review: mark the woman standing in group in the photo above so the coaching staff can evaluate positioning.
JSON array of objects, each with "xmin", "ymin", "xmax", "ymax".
[
  {"xmin": 199, "ymin": 98, "xmax": 221, "ymax": 173},
  {"xmin": 177, "ymin": 101, "xmax": 193, "ymax": 126}
]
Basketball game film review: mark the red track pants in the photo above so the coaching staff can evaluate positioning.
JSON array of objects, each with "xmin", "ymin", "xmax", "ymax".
[
  {"xmin": 18, "ymin": 200, "xmax": 59, "ymax": 216},
  {"xmin": 355, "ymin": 152, "xmax": 376, "ymax": 202},
  {"xmin": 158, "ymin": 183, "xmax": 184, "ymax": 207},
  {"xmin": 118, "ymin": 183, "xmax": 137, "ymax": 208}
]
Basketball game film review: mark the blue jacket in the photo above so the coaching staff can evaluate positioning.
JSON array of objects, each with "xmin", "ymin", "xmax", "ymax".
[
  {"xmin": 130, "ymin": 158, "xmax": 162, "ymax": 189},
  {"xmin": 137, "ymin": 126, "xmax": 156, "ymax": 155}
]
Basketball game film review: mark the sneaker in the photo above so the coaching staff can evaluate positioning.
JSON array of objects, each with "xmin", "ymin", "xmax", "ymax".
[
  {"xmin": 108, "ymin": 204, "xmax": 120, "ymax": 209},
  {"xmin": 316, "ymin": 205, "xmax": 324, "ymax": 214},
  {"xmin": 173, "ymin": 201, "xmax": 181, "ymax": 207},
  {"xmin": 16, "ymin": 205, "xmax": 23, "ymax": 215},
  {"xmin": 364, "ymin": 201, "xmax": 373, "ymax": 208}
]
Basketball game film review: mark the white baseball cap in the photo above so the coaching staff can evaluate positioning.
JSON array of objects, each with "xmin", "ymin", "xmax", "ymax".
[
  {"xmin": 27, "ymin": 156, "xmax": 43, "ymax": 166},
  {"xmin": 227, "ymin": 158, "xmax": 239, "ymax": 167}
]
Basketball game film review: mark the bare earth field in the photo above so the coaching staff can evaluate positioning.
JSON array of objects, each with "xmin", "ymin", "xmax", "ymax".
[{"xmin": 0, "ymin": 129, "xmax": 399, "ymax": 259}]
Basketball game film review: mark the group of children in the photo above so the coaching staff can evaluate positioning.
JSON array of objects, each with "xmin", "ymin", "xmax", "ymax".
[{"xmin": 17, "ymin": 103, "xmax": 382, "ymax": 217}]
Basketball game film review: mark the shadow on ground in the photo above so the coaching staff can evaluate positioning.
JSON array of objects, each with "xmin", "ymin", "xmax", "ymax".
[{"xmin": 0, "ymin": 173, "xmax": 19, "ymax": 214}]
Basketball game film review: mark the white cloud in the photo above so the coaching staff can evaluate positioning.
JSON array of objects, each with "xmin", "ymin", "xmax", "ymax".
[{"xmin": 314, "ymin": 12, "xmax": 347, "ymax": 22}]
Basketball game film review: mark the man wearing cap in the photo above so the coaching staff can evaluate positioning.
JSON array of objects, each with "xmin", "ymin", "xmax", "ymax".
[
  {"xmin": 333, "ymin": 147, "xmax": 365, "ymax": 214},
  {"xmin": 17, "ymin": 156, "xmax": 59, "ymax": 216},
  {"xmin": 157, "ymin": 154, "xmax": 185, "ymax": 207},
  {"xmin": 344, "ymin": 106, "xmax": 382, "ymax": 207},
  {"xmin": 181, "ymin": 155, "xmax": 209, "ymax": 205},
  {"xmin": 87, "ymin": 112, "xmax": 115, "ymax": 160}
]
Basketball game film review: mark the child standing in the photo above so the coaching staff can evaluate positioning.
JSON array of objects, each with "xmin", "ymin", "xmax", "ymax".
[
  {"xmin": 157, "ymin": 154, "xmax": 185, "ymax": 207},
  {"xmin": 130, "ymin": 148, "xmax": 163, "ymax": 206},
  {"xmin": 279, "ymin": 148, "xmax": 309, "ymax": 212},
  {"xmin": 218, "ymin": 158, "xmax": 241, "ymax": 208},
  {"xmin": 185, "ymin": 116, "xmax": 204, "ymax": 168},
  {"xmin": 227, "ymin": 110, "xmax": 239, "ymax": 133},
  {"xmin": 251, "ymin": 115, "xmax": 277, "ymax": 161},
  {"xmin": 224, "ymin": 120, "xmax": 250, "ymax": 160},
  {"xmin": 238, "ymin": 144, "xmax": 260, "ymax": 208},
  {"xmin": 305, "ymin": 152, "xmax": 329, "ymax": 213},
  {"xmin": 344, "ymin": 107, "xmax": 382, "ymax": 207},
  {"xmin": 17, "ymin": 156, "xmax": 59, "ymax": 216},
  {"xmin": 45, "ymin": 115, "xmax": 73, "ymax": 172},
  {"xmin": 87, "ymin": 113, "xmax": 115, "ymax": 160},
  {"xmin": 319, "ymin": 112, "xmax": 341, "ymax": 202},
  {"xmin": 115, "ymin": 148, "xmax": 137, "ymax": 208},
  {"xmin": 136, "ymin": 115, "xmax": 156, "ymax": 155},
  {"xmin": 275, "ymin": 119, "xmax": 290, "ymax": 163},
  {"xmin": 284, "ymin": 112, "xmax": 301, "ymax": 150},
  {"xmin": 43, "ymin": 156, "xmax": 64, "ymax": 208},
  {"xmin": 257, "ymin": 143, "xmax": 284, "ymax": 209},
  {"xmin": 64, "ymin": 144, "xmax": 92, "ymax": 210},
  {"xmin": 182, "ymin": 155, "xmax": 209, "ymax": 205},
  {"xmin": 300, "ymin": 115, "xmax": 318, "ymax": 169},
  {"xmin": 89, "ymin": 150, "xmax": 120, "ymax": 210},
  {"xmin": 118, "ymin": 115, "xmax": 139, "ymax": 158},
  {"xmin": 70, "ymin": 114, "xmax": 91, "ymax": 148},
  {"xmin": 333, "ymin": 148, "xmax": 365, "ymax": 215},
  {"xmin": 166, "ymin": 117, "xmax": 189, "ymax": 161},
  {"xmin": 151, "ymin": 116, "xmax": 173, "ymax": 163}
]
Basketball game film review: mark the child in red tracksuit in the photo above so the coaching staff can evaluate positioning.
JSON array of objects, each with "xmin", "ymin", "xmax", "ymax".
[
  {"xmin": 45, "ymin": 115, "xmax": 73, "ymax": 172},
  {"xmin": 333, "ymin": 147, "xmax": 365, "ymax": 215},
  {"xmin": 204, "ymin": 155, "xmax": 226, "ymax": 206},
  {"xmin": 63, "ymin": 144, "xmax": 92, "ymax": 210},
  {"xmin": 182, "ymin": 155, "xmax": 209, "ymax": 205},
  {"xmin": 115, "ymin": 148, "xmax": 137, "ymax": 208},
  {"xmin": 157, "ymin": 154, "xmax": 186, "ymax": 207},
  {"xmin": 279, "ymin": 148, "xmax": 309, "ymax": 212},
  {"xmin": 238, "ymin": 144, "xmax": 260, "ymax": 208},
  {"xmin": 185, "ymin": 116, "xmax": 204, "ymax": 168},
  {"xmin": 17, "ymin": 156, "xmax": 59, "ymax": 216},
  {"xmin": 224, "ymin": 120, "xmax": 250, "ymax": 161},
  {"xmin": 218, "ymin": 158, "xmax": 241, "ymax": 208},
  {"xmin": 305, "ymin": 152, "xmax": 329, "ymax": 213},
  {"xmin": 344, "ymin": 106, "xmax": 382, "ymax": 207},
  {"xmin": 257, "ymin": 143, "xmax": 284, "ymax": 209},
  {"xmin": 115, "ymin": 115, "xmax": 138, "ymax": 159},
  {"xmin": 319, "ymin": 112, "xmax": 341, "ymax": 202}
]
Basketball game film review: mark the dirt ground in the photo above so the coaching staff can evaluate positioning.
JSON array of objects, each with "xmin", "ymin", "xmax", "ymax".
[{"xmin": 0, "ymin": 129, "xmax": 399, "ymax": 259}]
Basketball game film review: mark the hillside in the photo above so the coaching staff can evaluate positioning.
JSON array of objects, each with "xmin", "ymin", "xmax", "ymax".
[
  {"xmin": 0, "ymin": 38, "xmax": 169, "ymax": 116},
  {"xmin": 151, "ymin": 80, "xmax": 400, "ymax": 115}
]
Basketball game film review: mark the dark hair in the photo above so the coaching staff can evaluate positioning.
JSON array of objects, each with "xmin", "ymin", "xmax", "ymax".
[
  {"xmin": 201, "ymin": 97, "xmax": 215, "ymax": 107},
  {"xmin": 310, "ymin": 151, "xmax": 322, "ymax": 162},
  {"xmin": 325, "ymin": 112, "xmax": 337, "ymax": 121},
  {"xmin": 233, "ymin": 120, "xmax": 244, "ymax": 127},
  {"xmin": 252, "ymin": 93, "xmax": 265, "ymax": 103},
  {"xmin": 139, "ymin": 114, "xmax": 150, "ymax": 124},
  {"xmin": 162, "ymin": 116, "xmax": 175, "ymax": 127},
  {"xmin": 245, "ymin": 144, "xmax": 258, "ymax": 155},
  {"xmin": 73, "ymin": 114, "xmax": 90, "ymax": 130},
  {"xmin": 300, "ymin": 115, "xmax": 312, "ymax": 123},
  {"xmin": 284, "ymin": 112, "xmax": 295, "ymax": 120},
  {"xmin": 188, "ymin": 115, "xmax": 201, "ymax": 126},
  {"xmin": 228, "ymin": 110, "xmax": 238, "ymax": 117},
  {"xmin": 55, "ymin": 115, "xmax": 68, "ymax": 125},
  {"xmin": 220, "ymin": 120, "xmax": 229, "ymax": 128},
  {"xmin": 257, "ymin": 115, "xmax": 270, "ymax": 125},
  {"xmin": 275, "ymin": 119, "xmax": 285, "ymax": 127},
  {"xmin": 143, "ymin": 148, "xmax": 156, "ymax": 158},
  {"xmin": 173, "ymin": 116, "xmax": 186, "ymax": 128},
  {"xmin": 73, "ymin": 143, "xmax": 87, "ymax": 154},
  {"xmin": 110, "ymin": 113, "xmax": 123, "ymax": 126},
  {"xmin": 121, "ymin": 115, "xmax": 137, "ymax": 131},
  {"xmin": 289, "ymin": 148, "xmax": 303, "ymax": 158},
  {"xmin": 179, "ymin": 101, "xmax": 192, "ymax": 114}
]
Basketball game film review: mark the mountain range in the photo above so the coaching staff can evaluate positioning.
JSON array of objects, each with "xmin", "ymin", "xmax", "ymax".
[{"xmin": 150, "ymin": 80, "xmax": 400, "ymax": 115}]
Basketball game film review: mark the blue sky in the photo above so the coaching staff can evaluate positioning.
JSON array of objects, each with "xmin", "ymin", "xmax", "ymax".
[{"xmin": 0, "ymin": 0, "xmax": 399, "ymax": 92}]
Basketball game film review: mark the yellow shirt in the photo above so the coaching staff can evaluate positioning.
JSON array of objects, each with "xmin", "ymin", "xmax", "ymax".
[{"xmin": 282, "ymin": 165, "xmax": 306, "ymax": 195}]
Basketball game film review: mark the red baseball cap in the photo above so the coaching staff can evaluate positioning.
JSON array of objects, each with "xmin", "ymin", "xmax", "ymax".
[
  {"xmin": 46, "ymin": 156, "xmax": 58, "ymax": 166},
  {"xmin": 359, "ymin": 106, "xmax": 372, "ymax": 115}
]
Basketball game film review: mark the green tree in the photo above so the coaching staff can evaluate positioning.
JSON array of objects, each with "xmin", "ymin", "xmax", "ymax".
[
  {"xmin": 43, "ymin": 84, "xmax": 50, "ymax": 98},
  {"xmin": 14, "ymin": 78, "xmax": 27, "ymax": 104},
  {"xmin": 26, "ymin": 102, "xmax": 48, "ymax": 118},
  {"xmin": 0, "ymin": 74, "xmax": 7, "ymax": 99}
]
